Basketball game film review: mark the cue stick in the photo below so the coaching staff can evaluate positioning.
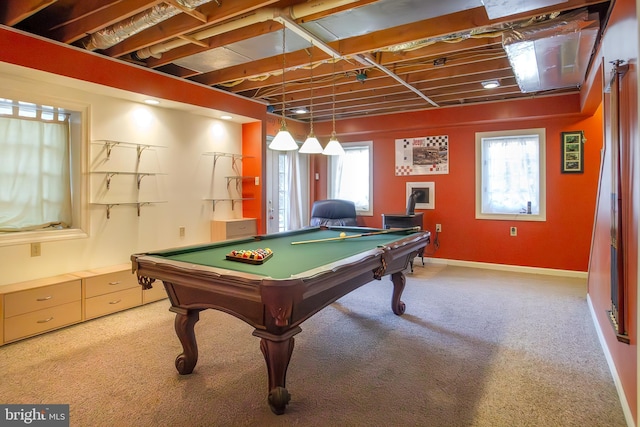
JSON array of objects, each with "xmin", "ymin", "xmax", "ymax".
[{"xmin": 290, "ymin": 226, "xmax": 421, "ymax": 245}]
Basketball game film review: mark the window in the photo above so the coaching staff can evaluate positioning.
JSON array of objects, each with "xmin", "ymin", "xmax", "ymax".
[
  {"xmin": 475, "ymin": 128, "xmax": 546, "ymax": 221},
  {"xmin": 328, "ymin": 141, "xmax": 373, "ymax": 216},
  {"xmin": 0, "ymin": 95, "xmax": 87, "ymax": 245}
]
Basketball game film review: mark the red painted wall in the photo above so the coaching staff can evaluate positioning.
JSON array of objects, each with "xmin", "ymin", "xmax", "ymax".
[
  {"xmin": 0, "ymin": 27, "xmax": 266, "ymax": 120},
  {"xmin": 583, "ymin": 0, "xmax": 638, "ymax": 422},
  {"xmin": 242, "ymin": 121, "xmax": 265, "ymax": 233},
  {"xmin": 311, "ymin": 95, "xmax": 601, "ymax": 272}
]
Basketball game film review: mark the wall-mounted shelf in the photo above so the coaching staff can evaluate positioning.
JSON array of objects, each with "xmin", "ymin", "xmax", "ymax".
[
  {"xmin": 91, "ymin": 201, "xmax": 167, "ymax": 218},
  {"xmin": 91, "ymin": 171, "xmax": 167, "ymax": 189},
  {"xmin": 225, "ymin": 176, "xmax": 255, "ymax": 191},
  {"xmin": 92, "ymin": 140, "xmax": 167, "ymax": 160},
  {"xmin": 203, "ymin": 151, "xmax": 253, "ymax": 168},
  {"xmin": 203, "ymin": 198, "xmax": 254, "ymax": 212}
]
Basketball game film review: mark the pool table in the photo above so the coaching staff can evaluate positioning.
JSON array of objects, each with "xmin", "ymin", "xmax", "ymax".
[{"xmin": 131, "ymin": 226, "xmax": 429, "ymax": 414}]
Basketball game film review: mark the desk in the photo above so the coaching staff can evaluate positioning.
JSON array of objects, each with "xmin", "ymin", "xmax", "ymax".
[
  {"xmin": 131, "ymin": 226, "xmax": 429, "ymax": 415},
  {"xmin": 382, "ymin": 213, "xmax": 425, "ymax": 270}
]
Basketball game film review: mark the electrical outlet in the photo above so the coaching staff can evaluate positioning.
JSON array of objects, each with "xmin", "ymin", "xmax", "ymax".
[
  {"xmin": 255, "ymin": 176, "xmax": 260, "ymax": 186},
  {"xmin": 179, "ymin": 226, "xmax": 186, "ymax": 237},
  {"xmin": 510, "ymin": 226, "xmax": 517, "ymax": 237},
  {"xmin": 435, "ymin": 224, "xmax": 442, "ymax": 232},
  {"xmin": 31, "ymin": 242, "xmax": 41, "ymax": 257}
]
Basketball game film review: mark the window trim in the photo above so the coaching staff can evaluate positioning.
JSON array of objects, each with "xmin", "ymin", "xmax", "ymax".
[
  {"xmin": 475, "ymin": 128, "xmax": 546, "ymax": 222},
  {"xmin": 327, "ymin": 141, "xmax": 374, "ymax": 216},
  {"xmin": 0, "ymin": 90, "xmax": 89, "ymax": 247}
]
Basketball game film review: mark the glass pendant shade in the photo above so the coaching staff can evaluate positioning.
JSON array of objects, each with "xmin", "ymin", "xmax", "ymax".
[
  {"xmin": 269, "ymin": 28, "xmax": 298, "ymax": 152},
  {"xmin": 299, "ymin": 133, "xmax": 323, "ymax": 153},
  {"xmin": 323, "ymin": 56, "xmax": 344, "ymax": 156},
  {"xmin": 269, "ymin": 121, "xmax": 298, "ymax": 151},
  {"xmin": 322, "ymin": 132, "xmax": 345, "ymax": 156}
]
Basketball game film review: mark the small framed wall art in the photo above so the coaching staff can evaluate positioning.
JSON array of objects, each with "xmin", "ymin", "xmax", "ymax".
[
  {"xmin": 406, "ymin": 182, "xmax": 435, "ymax": 209},
  {"xmin": 561, "ymin": 131, "xmax": 584, "ymax": 173}
]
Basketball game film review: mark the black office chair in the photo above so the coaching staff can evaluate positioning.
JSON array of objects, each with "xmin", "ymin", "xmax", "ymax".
[{"xmin": 309, "ymin": 199, "xmax": 357, "ymax": 227}]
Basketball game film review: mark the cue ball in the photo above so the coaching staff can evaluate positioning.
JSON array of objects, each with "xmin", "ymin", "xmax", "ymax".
[{"xmin": 339, "ymin": 232, "xmax": 347, "ymax": 238}]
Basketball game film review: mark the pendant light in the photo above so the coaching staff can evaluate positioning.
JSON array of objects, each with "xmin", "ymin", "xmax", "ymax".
[
  {"xmin": 322, "ymin": 56, "xmax": 345, "ymax": 156},
  {"xmin": 299, "ymin": 43, "xmax": 323, "ymax": 154},
  {"xmin": 269, "ymin": 28, "xmax": 298, "ymax": 151}
]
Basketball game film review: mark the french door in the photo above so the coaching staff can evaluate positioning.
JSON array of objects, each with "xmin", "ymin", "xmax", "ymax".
[{"xmin": 265, "ymin": 141, "xmax": 310, "ymax": 233}]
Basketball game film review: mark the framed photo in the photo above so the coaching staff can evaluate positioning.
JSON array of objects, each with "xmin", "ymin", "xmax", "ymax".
[
  {"xmin": 561, "ymin": 131, "xmax": 584, "ymax": 173},
  {"xmin": 406, "ymin": 182, "xmax": 435, "ymax": 209}
]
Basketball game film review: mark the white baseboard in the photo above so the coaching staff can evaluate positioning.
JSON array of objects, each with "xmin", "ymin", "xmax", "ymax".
[
  {"xmin": 422, "ymin": 257, "xmax": 588, "ymax": 279},
  {"xmin": 586, "ymin": 294, "xmax": 634, "ymax": 427}
]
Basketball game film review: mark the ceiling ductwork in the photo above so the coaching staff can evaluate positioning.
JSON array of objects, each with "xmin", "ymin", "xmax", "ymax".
[
  {"xmin": 83, "ymin": 0, "xmax": 212, "ymax": 51},
  {"xmin": 503, "ymin": 8, "xmax": 599, "ymax": 92},
  {"xmin": 134, "ymin": 0, "xmax": 360, "ymax": 60}
]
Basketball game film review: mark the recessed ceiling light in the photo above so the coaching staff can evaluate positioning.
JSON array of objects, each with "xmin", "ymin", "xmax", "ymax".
[
  {"xmin": 481, "ymin": 80, "xmax": 500, "ymax": 89},
  {"xmin": 144, "ymin": 99, "xmax": 160, "ymax": 105},
  {"xmin": 220, "ymin": 115, "xmax": 233, "ymax": 120}
]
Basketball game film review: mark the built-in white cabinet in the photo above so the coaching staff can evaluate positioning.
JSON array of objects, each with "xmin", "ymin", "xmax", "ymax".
[
  {"xmin": 0, "ymin": 264, "xmax": 167, "ymax": 345},
  {"xmin": 211, "ymin": 218, "xmax": 257, "ymax": 241}
]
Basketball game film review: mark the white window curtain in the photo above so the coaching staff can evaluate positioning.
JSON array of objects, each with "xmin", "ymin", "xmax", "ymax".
[
  {"xmin": 482, "ymin": 135, "xmax": 539, "ymax": 214},
  {"xmin": 284, "ymin": 151, "xmax": 304, "ymax": 230},
  {"xmin": 331, "ymin": 146, "xmax": 370, "ymax": 212},
  {"xmin": 0, "ymin": 116, "xmax": 71, "ymax": 231}
]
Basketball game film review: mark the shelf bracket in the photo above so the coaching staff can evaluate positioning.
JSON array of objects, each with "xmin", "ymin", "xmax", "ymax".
[
  {"xmin": 213, "ymin": 153, "xmax": 222, "ymax": 168},
  {"xmin": 104, "ymin": 141, "xmax": 120, "ymax": 160},
  {"xmin": 137, "ymin": 173, "xmax": 150, "ymax": 189},
  {"xmin": 105, "ymin": 204, "xmax": 117, "ymax": 219},
  {"xmin": 106, "ymin": 172, "xmax": 117, "ymax": 190},
  {"xmin": 137, "ymin": 202, "xmax": 150, "ymax": 216},
  {"xmin": 137, "ymin": 145, "xmax": 150, "ymax": 161}
]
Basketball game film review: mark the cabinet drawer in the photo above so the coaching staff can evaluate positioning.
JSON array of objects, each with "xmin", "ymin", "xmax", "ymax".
[
  {"xmin": 211, "ymin": 218, "xmax": 257, "ymax": 241},
  {"xmin": 4, "ymin": 300, "xmax": 82, "ymax": 343},
  {"xmin": 4, "ymin": 280, "xmax": 81, "ymax": 318},
  {"xmin": 84, "ymin": 270, "xmax": 138, "ymax": 298},
  {"xmin": 85, "ymin": 287, "xmax": 142, "ymax": 320},
  {"xmin": 226, "ymin": 219, "xmax": 256, "ymax": 238},
  {"xmin": 143, "ymin": 284, "xmax": 167, "ymax": 304}
]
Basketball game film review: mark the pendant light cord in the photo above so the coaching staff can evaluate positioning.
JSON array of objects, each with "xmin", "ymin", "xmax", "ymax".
[
  {"xmin": 332, "ymin": 56, "xmax": 336, "ymax": 136},
  {"xmin": 309, "ymin": 43, "xmax": 314, "ymax": 135},
  {"xmin": 280, "ymin": 28, "xmax": 286, "ymax": 126}
]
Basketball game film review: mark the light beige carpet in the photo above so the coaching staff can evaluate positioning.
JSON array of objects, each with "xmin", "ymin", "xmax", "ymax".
[{"xmin": 0, "ymin": 264, "xmax": 627, "ymax": 426}]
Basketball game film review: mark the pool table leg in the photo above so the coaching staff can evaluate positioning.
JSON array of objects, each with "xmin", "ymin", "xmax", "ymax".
[
  {"xmin": 170, "ymin": 307, "xmax": 201, "ymax": 375},
  {"xmin": 390, "ymin": 271, "xmax": 407, "ymax": 315},
  {"xmin": 253, "ymin": 327, "xmax": 301, "ymax": 415}
]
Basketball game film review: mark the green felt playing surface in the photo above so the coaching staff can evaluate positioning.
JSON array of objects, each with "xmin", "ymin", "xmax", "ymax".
[{"xmin": 147, "ymin": 228, "xmax": 419, "ymax": 279}]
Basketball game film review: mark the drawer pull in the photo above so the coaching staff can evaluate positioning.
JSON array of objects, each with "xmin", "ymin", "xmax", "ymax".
[
  {"xmin": 36, "ymin": 296, "xmax": 53, "ymax": 301},
  {"xmin": 109, "ymin": 299, "xmax": 122, "ymax": 305},
  {"xmin": 108, "ymin": 281, "xmax": 121, "ymax": 286},
  {"xmin": 37, "ymin": 317, "xmax": 54, "ymax": 324}
]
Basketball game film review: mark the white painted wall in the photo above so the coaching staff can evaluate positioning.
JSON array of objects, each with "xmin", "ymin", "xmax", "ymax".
[{"xmin": 0, "ymin": 70, "xmax": 248, "ymax": 286}]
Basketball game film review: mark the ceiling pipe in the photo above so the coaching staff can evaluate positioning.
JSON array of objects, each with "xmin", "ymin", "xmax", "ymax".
[
  {"xmin": 135, "ymin": 0, "xmax": 361, "ymax": 60},
  {"xmin": 84, "ymin": 0, "xmax": 211, "ymax": 51},
  {"xmin": 135, "ymin": 7, "xmax": 278, "ymax": 59}
]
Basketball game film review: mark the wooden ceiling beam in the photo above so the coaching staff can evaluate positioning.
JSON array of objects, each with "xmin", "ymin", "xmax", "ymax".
[
  {"xmin": 146, "ymin": 20, "xmax": 281, "ymax": 68},
  {"xmin": 102, "ymin": 0, "xmax": 284, "ymax": 57},
  {"xmin": 48, "ymin": 0, "xmax": 162, "ymax": 43},
  {"xmin": 0, "ymin": 0, "xmax": 57, "ymax": 26}
]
